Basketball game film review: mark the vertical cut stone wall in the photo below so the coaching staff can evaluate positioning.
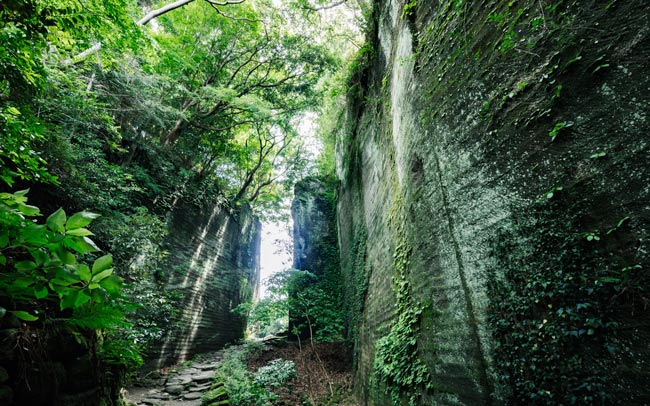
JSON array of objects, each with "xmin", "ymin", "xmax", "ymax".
[
  {"xmin": 337, "ymin": 0, "xmax": 649, "ymax": 404},
  {"xmin": 152, "ymin": 203, "xmax": 260, "ymax": 368}
]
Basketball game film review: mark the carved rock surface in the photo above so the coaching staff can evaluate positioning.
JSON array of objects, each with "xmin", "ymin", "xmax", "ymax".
[{"xmin": 337, "ymin": 0, "xmax": 650, "ymax": 404}]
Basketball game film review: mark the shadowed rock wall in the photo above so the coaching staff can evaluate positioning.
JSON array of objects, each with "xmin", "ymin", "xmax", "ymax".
[
  {"xmin": 337, "ymin": 0, "xmax": 649, "ymax": 404},
  {"xmin": 293, "ymin": 177, "xmax": 338, "ymax": 274},
  {"xmin": 152, "ymin": 203, "xmax": 260, "ymax": 368},
  {"xmin": 290, "ymin": 177, "xmax": 340, "ymax": 338}
]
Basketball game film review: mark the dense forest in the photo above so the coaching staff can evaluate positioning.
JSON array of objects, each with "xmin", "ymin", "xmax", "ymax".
[{"xmin": 2, "ymin": 0, "xmax": 649, "ymax": 405}]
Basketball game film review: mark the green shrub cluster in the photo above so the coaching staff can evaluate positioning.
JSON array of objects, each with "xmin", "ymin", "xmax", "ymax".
[{"xmin": 206, "ymin": 344, "xmax": 296, "ymax": 406}]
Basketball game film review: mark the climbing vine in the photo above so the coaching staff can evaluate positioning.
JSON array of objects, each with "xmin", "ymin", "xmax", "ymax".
[
  {"xmin": 373, "ymin": 191, "xmax": 432, "ymax": 405},
  {"xmin": 488, "ymin": 194, "xmax": 644, "ymax": 404}
]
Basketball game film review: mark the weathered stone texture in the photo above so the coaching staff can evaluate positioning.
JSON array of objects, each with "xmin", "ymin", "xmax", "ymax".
[
  {"xmin": 292, "ymin": 177, "xmax": 338, "ymax": 274},
  {"xmin": 151, "ymin": 203, "xmax": 260, "ymax": 368},
  {"xmin": 290, "ymin": 176, "xmax": 341, "ymax": 338},
  {"xmin": 337, "ymin": 0, "xmax": 649, "ymax": 404}
]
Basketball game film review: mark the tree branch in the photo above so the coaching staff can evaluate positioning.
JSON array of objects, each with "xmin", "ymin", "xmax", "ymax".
[
  {"xmin": 67, "ymin": 0, "xmax": 248, "ymax": 65},
  {"xmin": 138, "ymin": 0, "xmax": 196, "ymax": 25},
  {"xmin": 302, "ymin": 0, "xmax": 348, "ymax": 11}
]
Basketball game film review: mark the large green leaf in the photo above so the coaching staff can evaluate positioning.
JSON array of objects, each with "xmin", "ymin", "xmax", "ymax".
[
  {"xmin": 46, "ymin": 208, "xmax": 66, "ymax": 233},
  {"xmin": 18, "ymin": 203, "xmax": 40, "ymax": 217},
  {"xmin": 92, "ymin": 254, "xmax": 113, "ymax": 274},
  {"xmin": 55, "ymin": 267, "xmax": 81, "ymax": 284},
  {"xmin": 55, "ymin": 246, "xmax": 76, "ymax": 265},
  {"xmin": 99, "ymin": 275, "xmax": 122, "ymax": 295},
  {"xmin": 75, "ymin": 290, "xmax": 91, "ymax": 307},
  {"xmin": 66, "ymin": 211, "xmax": 100, "ymax": 230},
  {"xmin": 34, "ymin": 285, "xmax": 49, "ymax": 299},
  {"xmin": 77, "ymin": 264, "xmax": 91, "ymax": 283},
  {"xmin": 15, "ymin": 260, "xmax": 37, "ymax": 271},
  {"xmin": 10, "ymin": 310, "xmax": 39, "ymax": 321},
  {"xmin": 21, "ymin": 224, "xmax": 47, "ymax": 245},
  {"xmin": 66, "ymin": 228, "xmax": 94, "ymax": 237},
  {"xmin": 64, "ymin": 236, "xmax": 100, "ymax": 254},
  {"xmin": 61, "ymin": 290, "xmax": 80, "ymax": 310},
  {"xmin": 29, "ymin": 249, "xmax": 49, "ymax": 266},
  {"xmin": 92, "ymin": 268, "xmax": 113, "ymax": 283}
]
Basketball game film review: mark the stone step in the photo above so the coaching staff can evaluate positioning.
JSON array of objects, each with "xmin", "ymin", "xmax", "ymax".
[
  {"xmin": 184, "ymin": 392, "xmax": 203, "ymax": 400},
  {"xmin": 192, "ymin": 371, "xmax": 215, "ymax": 384},
  {"xmin": 190, "ymin": 384, "xmax": 212, "ymax": 392}
]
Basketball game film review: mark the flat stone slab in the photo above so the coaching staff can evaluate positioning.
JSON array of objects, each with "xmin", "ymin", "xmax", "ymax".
[
  {"xmin": 166, "ymin": 375, "xmax": 193, "ymax": 386},
  {"xmin": 164, "ymin": 384, "xmax": 184, "ymax": 395},
  {"xmin": 192, "ymin": 372, "xmax": 214, "ymax": 383},
  {"xmin": 184, "ymin": 392, "xmax": 203, "ymax": 400},
  {"xmin": 189, "ymin": 384, "xmax": 211, "ymax": 392},
  {"xmin": 195, "ymin": 364, "xmax": 217, "ymax": 371},
  {"xmin": 141, "ymin": 399, "xmax": 163, "ymax": 406}
]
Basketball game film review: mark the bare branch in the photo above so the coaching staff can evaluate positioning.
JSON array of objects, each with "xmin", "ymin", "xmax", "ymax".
[
  {"xmin": 302, "ymin": 0, "xmax": 348, "ymax": 11},
  {"xmin": 67, "ymin": 0, "xmax": 248, "ymax": 65},
  {"xmin": 206, "ymin": 2, "xmax": 259, "ymax": 22},
  {"xmin": 138, "ymin": 0, "xmax": 196, "ymax": 25}
]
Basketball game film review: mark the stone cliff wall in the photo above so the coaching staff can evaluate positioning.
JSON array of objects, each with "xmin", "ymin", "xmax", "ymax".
[
  {"xmin": 337, "ymin": 0, "xmax": 649, "ymax": 404},
  {"xmin": 151, "ymin": 203, "xmax": 260, "ymax": 368},
  {"xmin": 290, "ymin": 177, "xmax": 341, "ymax": 339},
  {"xmin": 293, "ymin": 177, "xmax": 338, "ymax": 274}
]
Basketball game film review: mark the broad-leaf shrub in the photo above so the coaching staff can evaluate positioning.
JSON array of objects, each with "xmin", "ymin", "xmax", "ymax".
[{"xmin": 0, "ymin": 189, "xmax": 124, "ymax": 325}]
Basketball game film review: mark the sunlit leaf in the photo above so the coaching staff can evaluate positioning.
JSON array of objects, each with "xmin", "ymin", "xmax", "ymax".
[
  {"xmin": 92, "ymin": 254, "xmax": 113, "ymax": 274},
  {"xmin": 66, "ymin": 211, "xmax": 100, "ymax": 230},
  {"xmin": 10, "ymin": 310, "xmax": 39, "ymax": 321},
  {"xmin": 46, "ymin": 208, "xmax": 66, "ymax": 233}
]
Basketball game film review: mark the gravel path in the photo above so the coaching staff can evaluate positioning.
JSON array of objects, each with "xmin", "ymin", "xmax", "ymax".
[{"xmin": 124, "ymin": 351, "xmax": 225, "ymax": 406}]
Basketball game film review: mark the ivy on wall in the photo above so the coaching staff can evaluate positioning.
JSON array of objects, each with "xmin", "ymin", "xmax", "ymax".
[{"xmin": 372, "ymin": 189, "xmax": 433, "ymax": 405}]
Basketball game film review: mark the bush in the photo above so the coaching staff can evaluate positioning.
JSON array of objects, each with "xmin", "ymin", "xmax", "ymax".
[{"xmin": 209, "ymin": 344, "xmax": 297, "ymax": 406}]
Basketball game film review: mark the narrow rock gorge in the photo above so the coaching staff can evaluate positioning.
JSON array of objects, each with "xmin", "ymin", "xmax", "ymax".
[{"xmin": 336, "ymin": 0, "xmax": 650, "ymax": 404}]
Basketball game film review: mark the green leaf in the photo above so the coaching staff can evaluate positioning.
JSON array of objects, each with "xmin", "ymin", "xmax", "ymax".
[
  {"xmin": 63, "ymin": 236, "xmax": 100, "ymax": 254},
  {"xmin": 92, "ymin": 268, "xmax": 113, "ymax": 283},
  {"xmin": 12, "ymin": 277, "xmax": 36, "ymax": 288},
  {"xmin": 0, "ymin": 233, "xmax": 8, "ymax": 248},
  {"xmin": 66, "ymin": 211, "xmax": 100, "ymax": 230},
  {"xmin": 10, "ymin": 310, "xmax": 39, "ymax": 321},
  {"xmin": 15, "ymin": 260, "xmax": 37, "ymax": 271},
  {"xmin": 77, "ymin": 264, "xmax": 91, "ymax": 282},
  {"xmin": 99, "ymin": 275, "xmax": 122, "ymax": 294},
  {"xmin": 92, "ymin": 254, "xmax": 113, "ymax": 275},
  {"xmin": 0, "ymin": 306, "xmax": 5, "ymax": 318},
  {"xmin": 46, "ymin": 208, "xmax": 67, "ymax": 233},
  {"xmin": 55, "ymin": 247, "xmax": 76, "ymax": 265},
  {"xmin": 0, "ymin": 254, "xmax": 5, "ymax": 266},
  {"xmin": 18, "ymin": 204, "xmax": 40, "ymax": 217},
  {"xmin": 34, "ymin": 285, "xmax": 49, "ymax": 299},
  {"xmin": 30, "ymin": 249, "xmax": 49, "ymax": 266},
  {"xmin": 55, "ymin": 267, "xmax": 80, "ymax": 284},
  {"xmin": 61, "ymin": 290, "xmax": 80, "ymax": 310},
  {"xmin": 75, "ymin": 290, "xmax": 91, "ymax": 307},
  {"xmin": 66, "ymin": 228, "xmax": 94, "ymax": 237},
  {"xmin": 21, "ymin": 224, "xmax": 47, "ymax": 245},
  {"xmin": 49, "ymin": 283, "xmax": 71, "ymax": 296}
]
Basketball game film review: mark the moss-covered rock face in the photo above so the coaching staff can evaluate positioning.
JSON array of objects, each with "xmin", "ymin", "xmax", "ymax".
[{"xmin": 337, "ymin": 0, "xmax": 649, "ymax": 404}]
